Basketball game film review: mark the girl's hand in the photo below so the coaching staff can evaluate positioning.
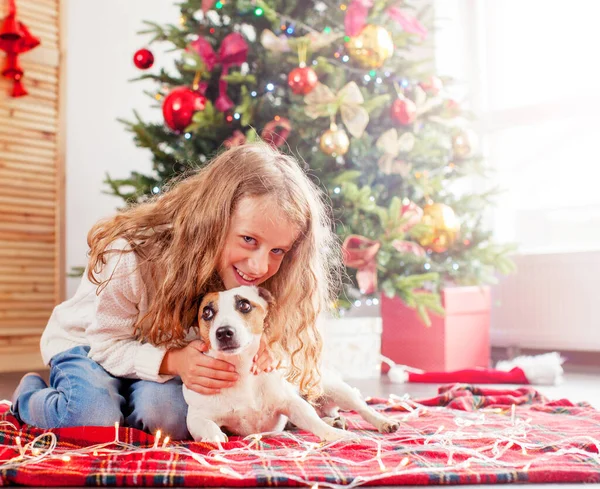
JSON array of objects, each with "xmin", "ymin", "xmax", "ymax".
[
  {"xmin": 251, "ymin": 334, "xmax": 278, "ymax": 374},
  {"xmin": 162, "ymin": 340, "xmax": 239, "ymax": 395}
]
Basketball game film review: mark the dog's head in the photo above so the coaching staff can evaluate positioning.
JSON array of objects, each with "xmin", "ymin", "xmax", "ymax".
[{"xmin": 198, "ymin": 285, "xmax": 273, "ymax": 355}]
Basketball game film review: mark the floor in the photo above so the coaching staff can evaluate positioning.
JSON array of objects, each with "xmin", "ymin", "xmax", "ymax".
[{"xmin": 1, "ymin": 366, "xmax": 599, "ymax": 488}]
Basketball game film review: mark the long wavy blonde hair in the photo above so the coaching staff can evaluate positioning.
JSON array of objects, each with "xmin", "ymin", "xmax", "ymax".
[{"xmin": 87, "ymin": 143, "xmax": 342, "ymax": 399}]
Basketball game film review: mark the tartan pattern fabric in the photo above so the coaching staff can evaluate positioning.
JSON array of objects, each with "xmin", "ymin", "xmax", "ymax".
[{"xmin": 1, "ymin": 384, "xmax": 599, "ymax": 486}]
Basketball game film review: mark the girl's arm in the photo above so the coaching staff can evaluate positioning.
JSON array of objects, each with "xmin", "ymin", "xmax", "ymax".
[{"xmin": 86, "ymin": 240, "xmax": 172, "ymax": 382}]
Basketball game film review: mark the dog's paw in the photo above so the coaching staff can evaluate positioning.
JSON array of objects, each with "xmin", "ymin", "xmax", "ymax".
[
  {"xmin": 322, "ymin": 415, "xmax": 348, "ymax": 430},
  {"xmin": 204, "ymin": 432, "xmax": 228, "ymax": 443},
  {"xmin": 377, "ymin": 419, "xmax": 400, "ymax": 434},
  {"xmin": 322, "ymin": 428, "xmax": 359, "ymax": 443}
]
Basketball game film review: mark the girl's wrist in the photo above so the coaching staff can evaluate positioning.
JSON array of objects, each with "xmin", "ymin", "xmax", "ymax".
[{"xmin": 160, "ymin": 349, "xmax": 180, "ymax": 376}]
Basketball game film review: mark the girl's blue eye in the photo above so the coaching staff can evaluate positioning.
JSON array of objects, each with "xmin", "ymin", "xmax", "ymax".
[
  {"xmin": 243, "ymin": 236, "xmax": 255, "ymax": 244},
  {"xmin": 271, "ymin": 248, "xmax": 285, "ymax": 255}
]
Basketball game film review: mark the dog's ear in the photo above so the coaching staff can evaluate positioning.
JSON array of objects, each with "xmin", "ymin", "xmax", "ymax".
[{"xmin": 257, "ymin": 287, "xmax": 274, "ymax": 308}]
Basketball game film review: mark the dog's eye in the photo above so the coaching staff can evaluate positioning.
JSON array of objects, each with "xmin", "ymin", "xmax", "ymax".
[
  {"xmin": 202, "ymin": 307, "xmax": 214, "ymax": 321},
  {"xmin": 238, "ymin": 300, "xmax": 252, "ymax": 313}
]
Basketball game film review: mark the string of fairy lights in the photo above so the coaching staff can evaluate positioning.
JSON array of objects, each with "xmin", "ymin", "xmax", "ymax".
[{"xmin": 1, "ymin": 395, "xmax": 599, "ymax": 486}]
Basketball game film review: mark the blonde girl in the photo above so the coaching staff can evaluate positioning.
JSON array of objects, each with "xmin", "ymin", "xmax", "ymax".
[{"xmin": 11, "ymin": 143, "xmax": 342, "ymax": 439}]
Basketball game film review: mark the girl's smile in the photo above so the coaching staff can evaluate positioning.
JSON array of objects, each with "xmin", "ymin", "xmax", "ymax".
[{"xmin": 218, "ymin": 196, "xmax": 299, "ymax": 290}]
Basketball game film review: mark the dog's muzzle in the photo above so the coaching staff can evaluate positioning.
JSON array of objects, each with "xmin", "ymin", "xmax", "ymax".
[{"xmin": 215, "ymin": 325, "xmax": 240, "ymax": 351}]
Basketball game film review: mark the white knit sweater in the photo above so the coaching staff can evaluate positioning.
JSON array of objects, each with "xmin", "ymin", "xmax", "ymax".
[{"xmin": 40, "ymin": 239, "xmax": 174, "ymax": 383}]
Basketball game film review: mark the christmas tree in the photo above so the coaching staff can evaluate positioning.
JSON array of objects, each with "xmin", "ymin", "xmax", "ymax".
[{"xmin": 111, "ymin": 0, "xmax": 515, "ymax": 323}]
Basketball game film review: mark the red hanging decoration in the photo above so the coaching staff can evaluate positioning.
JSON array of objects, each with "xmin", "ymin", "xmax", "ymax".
[
  {"xmin": 287, "ymin": 66, "xmax": 318, "ymax": 95},
  {"xmin": 162, "ymin": 87, "xmax": 206, "ymax": 132},
  {"xmin": 133, "ymin": 48, "xmax": 154, "ymax": 70},
  {"xmin": 0, "ymin": 0, "xmax": 40, "ymax": 97},
  {"xmin": 390, "ymin": 96, "xmax": 417, "ymax": 125},
  {"xmin": 261, "ymin": 117, "xmax": 291, "ymax": 147}
]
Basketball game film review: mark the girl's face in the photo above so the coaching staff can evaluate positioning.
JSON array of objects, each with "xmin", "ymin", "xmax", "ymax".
[{"xmin": 217, "ymin": 196, "xmax": 300, "ymax": 290}]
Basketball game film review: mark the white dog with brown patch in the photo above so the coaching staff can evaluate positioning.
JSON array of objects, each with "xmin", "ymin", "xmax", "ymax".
[{"xmin": 183, "ymin": 286, "xmax": 399, "ymax": 442}]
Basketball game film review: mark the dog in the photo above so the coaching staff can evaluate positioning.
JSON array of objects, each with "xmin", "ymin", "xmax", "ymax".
[{"xmin": 183, "ymin": 285, "xmax": 399, "ymax": 442}]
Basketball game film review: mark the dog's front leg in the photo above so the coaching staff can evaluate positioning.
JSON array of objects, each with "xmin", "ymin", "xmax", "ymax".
[
  {"xmin": 285, "ymin": 395, "xmax": 353, "ymax": 442},
  {"xmin": 187, "ymin": 409, "xmax": 227, "ymax": 443}
]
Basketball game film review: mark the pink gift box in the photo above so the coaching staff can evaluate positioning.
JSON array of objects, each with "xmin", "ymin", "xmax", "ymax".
[{"xmin": 381, "ymin": 286, "xmax": 491, "ymax": 372}]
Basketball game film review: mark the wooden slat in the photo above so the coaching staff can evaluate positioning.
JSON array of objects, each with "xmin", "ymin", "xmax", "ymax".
[
  {"xmin": 0, "ymin": 114, "xmax": 56, "ymax": 133},
  {"xmin": 0, "ymin": 142, "xmax": 56, "ymax": 159},
  {"xmin": 0, "ymin": 283, "xmax": 54, "ymax": 293},
  {"xmin": 20, "ymin": 60, "xmax": 56, "ymax": 76},
  {"xmin": 0, "ymin": 195, "xmax": 56, "ymax": 208},
  {"xmin": 0, "ymin": 274, "xmax": 54, "ymax": 284},
  {"xmin": 3, "ymin": 187, "xmax": 56, "ymax": 201},
  {"xmin": 0, "ymin": 231, "xmax": 54, "ymax": 243},
  {"xmin": 19, "ymin": 1, "xmax": 58, "ymax": 19},
  {"xmin": 0, "ymin": 222, "xmax": 56, "ymax": 234},
  {"xmin": 0, "ymin": 290, "xmax": 54, "ymax": 301},
  {"xmin": 0, "ymin": 239, "xmax": 56, "ymax": 250},
  {"xmin": 0, "ymin": 301, "xmax": 54, "ymax": 311},
  {"xmin": 0, "ymin": 168, "xmax": 57, "ymax": 186},
  {"xmin": 0, "ymin": 151, "xmax": 56, "ymax": 167},
  {"xmin": 0, "ymin": 264, "xmax": 54, "ymax": 275},
  {"xmin": 1, "ymin": 98, "xmax": 58, "ymax": 118},
  {"xmin": 0, "ymin": 107, "xmax": 57, "ymax": 127},
  {"xmin": 0, "ymin": 160, "xmax": 57, "ymax": 175},
  {"xmin": 0, "ymin": 310, "xmax": 52, "ymax": 320},
  {"xmin": 1, "ymin": 213, "xmax": 55, "ymax": 227},
  {"xmin": 21, "ymin": 46, "xmax": 60, "ymax": 69},
  {"xmin": 0, "ymin": 123, "xmax": 55, "ymax": 144}
]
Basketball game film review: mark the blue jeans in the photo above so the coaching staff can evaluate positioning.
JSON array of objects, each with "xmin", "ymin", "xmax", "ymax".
[{"xmin": 11, "ymin": 346, "xmax": 190, "ymax": 439}]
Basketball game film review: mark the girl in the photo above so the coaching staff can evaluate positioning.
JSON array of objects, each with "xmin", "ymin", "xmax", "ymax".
[{"xmin": 11, "ymin": 143, "xmax": 342, "ymax": 439}]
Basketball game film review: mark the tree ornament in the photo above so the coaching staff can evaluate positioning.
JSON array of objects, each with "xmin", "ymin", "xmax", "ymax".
[
  {"xmin": 345, "ymin": 24, "xmax": 394, "ymax": 69},
  {"xmin": 0, "ymin": 0, "xmax": 40, "ymax": 97},
  {"xmin": 419, "ymin": 75, "xmax": 443, "ymax": 95},
  {"xmin": 305, "ymin": 82, "xmax": 368, "ymax": 138},
  {"xmin": 133, "ymin": 48, "xmax": 154, "ymax": 70},
  {"xmin": 376, "ymin": 129, "xmax": 414, "ymax": 176},
  {"xmin": 288, "ymin": 40, "xmax": 318, "ymax": 95},
  {"xmin": 391, "ymin": 95, "xmax": 417, "ymax": 125},
  {"xmin": 398, "ymin": 200, "xmax": 423, "ymax": 233},
  {"xmin": 261, "ymin": 117, "xmax": 292, "ymax": 147},
  {"xmin": 452, "ymin": 129, "xmax": 477, "ymax": 159},
  {"xmin": 162, "ymin": 87, "xmax": 206, "ymax": 132},
  {"xmin": 320, "ymin": 123, "xmax": 350, "ymax": 156},
  {"xmin": 417, "ymin": 203, "xmax": 460, "ymax": 253},
  {"xmin": 288, "ymin": 66, "xmax": 318, "ymax": 95}
]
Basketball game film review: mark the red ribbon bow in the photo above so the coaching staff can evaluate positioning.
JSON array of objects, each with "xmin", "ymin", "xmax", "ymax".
[
  {"xmin": 342, "ymin": 235, "xmax": 381, "ymax": 295},
  {"xmin": 344, "ymin": 0, "xmax": 428, "ymax": 40},
  {"xmin": 188, "ymin": 32, "xmax": 248, "ymax": 112},
  {"xmin": 0, "ymin": 0, "xmax": 40, "ymax": 97}
]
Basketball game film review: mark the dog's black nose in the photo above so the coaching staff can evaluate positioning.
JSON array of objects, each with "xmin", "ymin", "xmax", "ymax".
[{"xmin": 216, "ymin": 326, "xmax": 235, "ymax": 342}]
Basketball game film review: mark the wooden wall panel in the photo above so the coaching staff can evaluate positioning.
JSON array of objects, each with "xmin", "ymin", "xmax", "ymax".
[{"xmin": 0, "ymin": 0, "xmax": 64, "ymax": 372}]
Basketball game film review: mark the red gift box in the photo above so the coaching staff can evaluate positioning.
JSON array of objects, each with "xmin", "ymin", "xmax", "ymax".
[{"xmin": 381, "ymin": 286, "xmax": 491, "ymax": 372}]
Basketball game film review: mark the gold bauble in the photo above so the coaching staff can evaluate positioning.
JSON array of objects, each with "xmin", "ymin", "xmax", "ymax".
[
  {"xmin": 452, "ymin": 129, "xmax": 477, "ymax": 159},
  {"xmin": 345, "ymin": 25, "xmax": 394, "ymax": 69},
  {"xmin": 319, "ymin": 127, "xmax": 350, "ymax": 156},
  {"xmin": 417, "ymin": 203, "xmax": 460, "ymax": 253}
]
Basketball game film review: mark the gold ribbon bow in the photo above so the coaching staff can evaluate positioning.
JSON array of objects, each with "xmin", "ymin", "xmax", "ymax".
[
  {"xmin": 375, "ymin": 128, "xmax": 415, "ymax": 176},
  {"xmin": 304, "ymin": 82, "xmax": 369, "ymax": 138}
]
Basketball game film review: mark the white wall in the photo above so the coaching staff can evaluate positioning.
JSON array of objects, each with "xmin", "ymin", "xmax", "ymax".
[{"xmin": 65, "ymin": 0, "xmax": 180, "ymax": 297}]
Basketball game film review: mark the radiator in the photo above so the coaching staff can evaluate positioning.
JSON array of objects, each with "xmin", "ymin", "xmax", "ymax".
[{"xmin": 491, "ymin": 252, "xmax": 600, "ymax": 351}]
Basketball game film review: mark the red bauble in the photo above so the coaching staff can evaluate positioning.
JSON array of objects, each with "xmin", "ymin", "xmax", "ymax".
[
  {"xmin": 287, "ymin": 66, "xmax": 318, "ymax": 95},
  {"xmin": 391, "ymin": 97, "xmax": 417, "ymax": 126},
  {"xmin": 133, "ymin": 48, "xmax": 154, "ymax": 70},
  {"xmin": 419, "ymin": 75, "xmax": 443, "ymax": 95},
  {"xmin": 162, "ymin": 87, "xmax": 206, "ymax": 132}
]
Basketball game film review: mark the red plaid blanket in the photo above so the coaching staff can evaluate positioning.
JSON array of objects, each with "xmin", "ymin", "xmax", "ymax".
[{"xmin": 1, "ymin": 384, "xmax": 599, "ymax": 486}]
